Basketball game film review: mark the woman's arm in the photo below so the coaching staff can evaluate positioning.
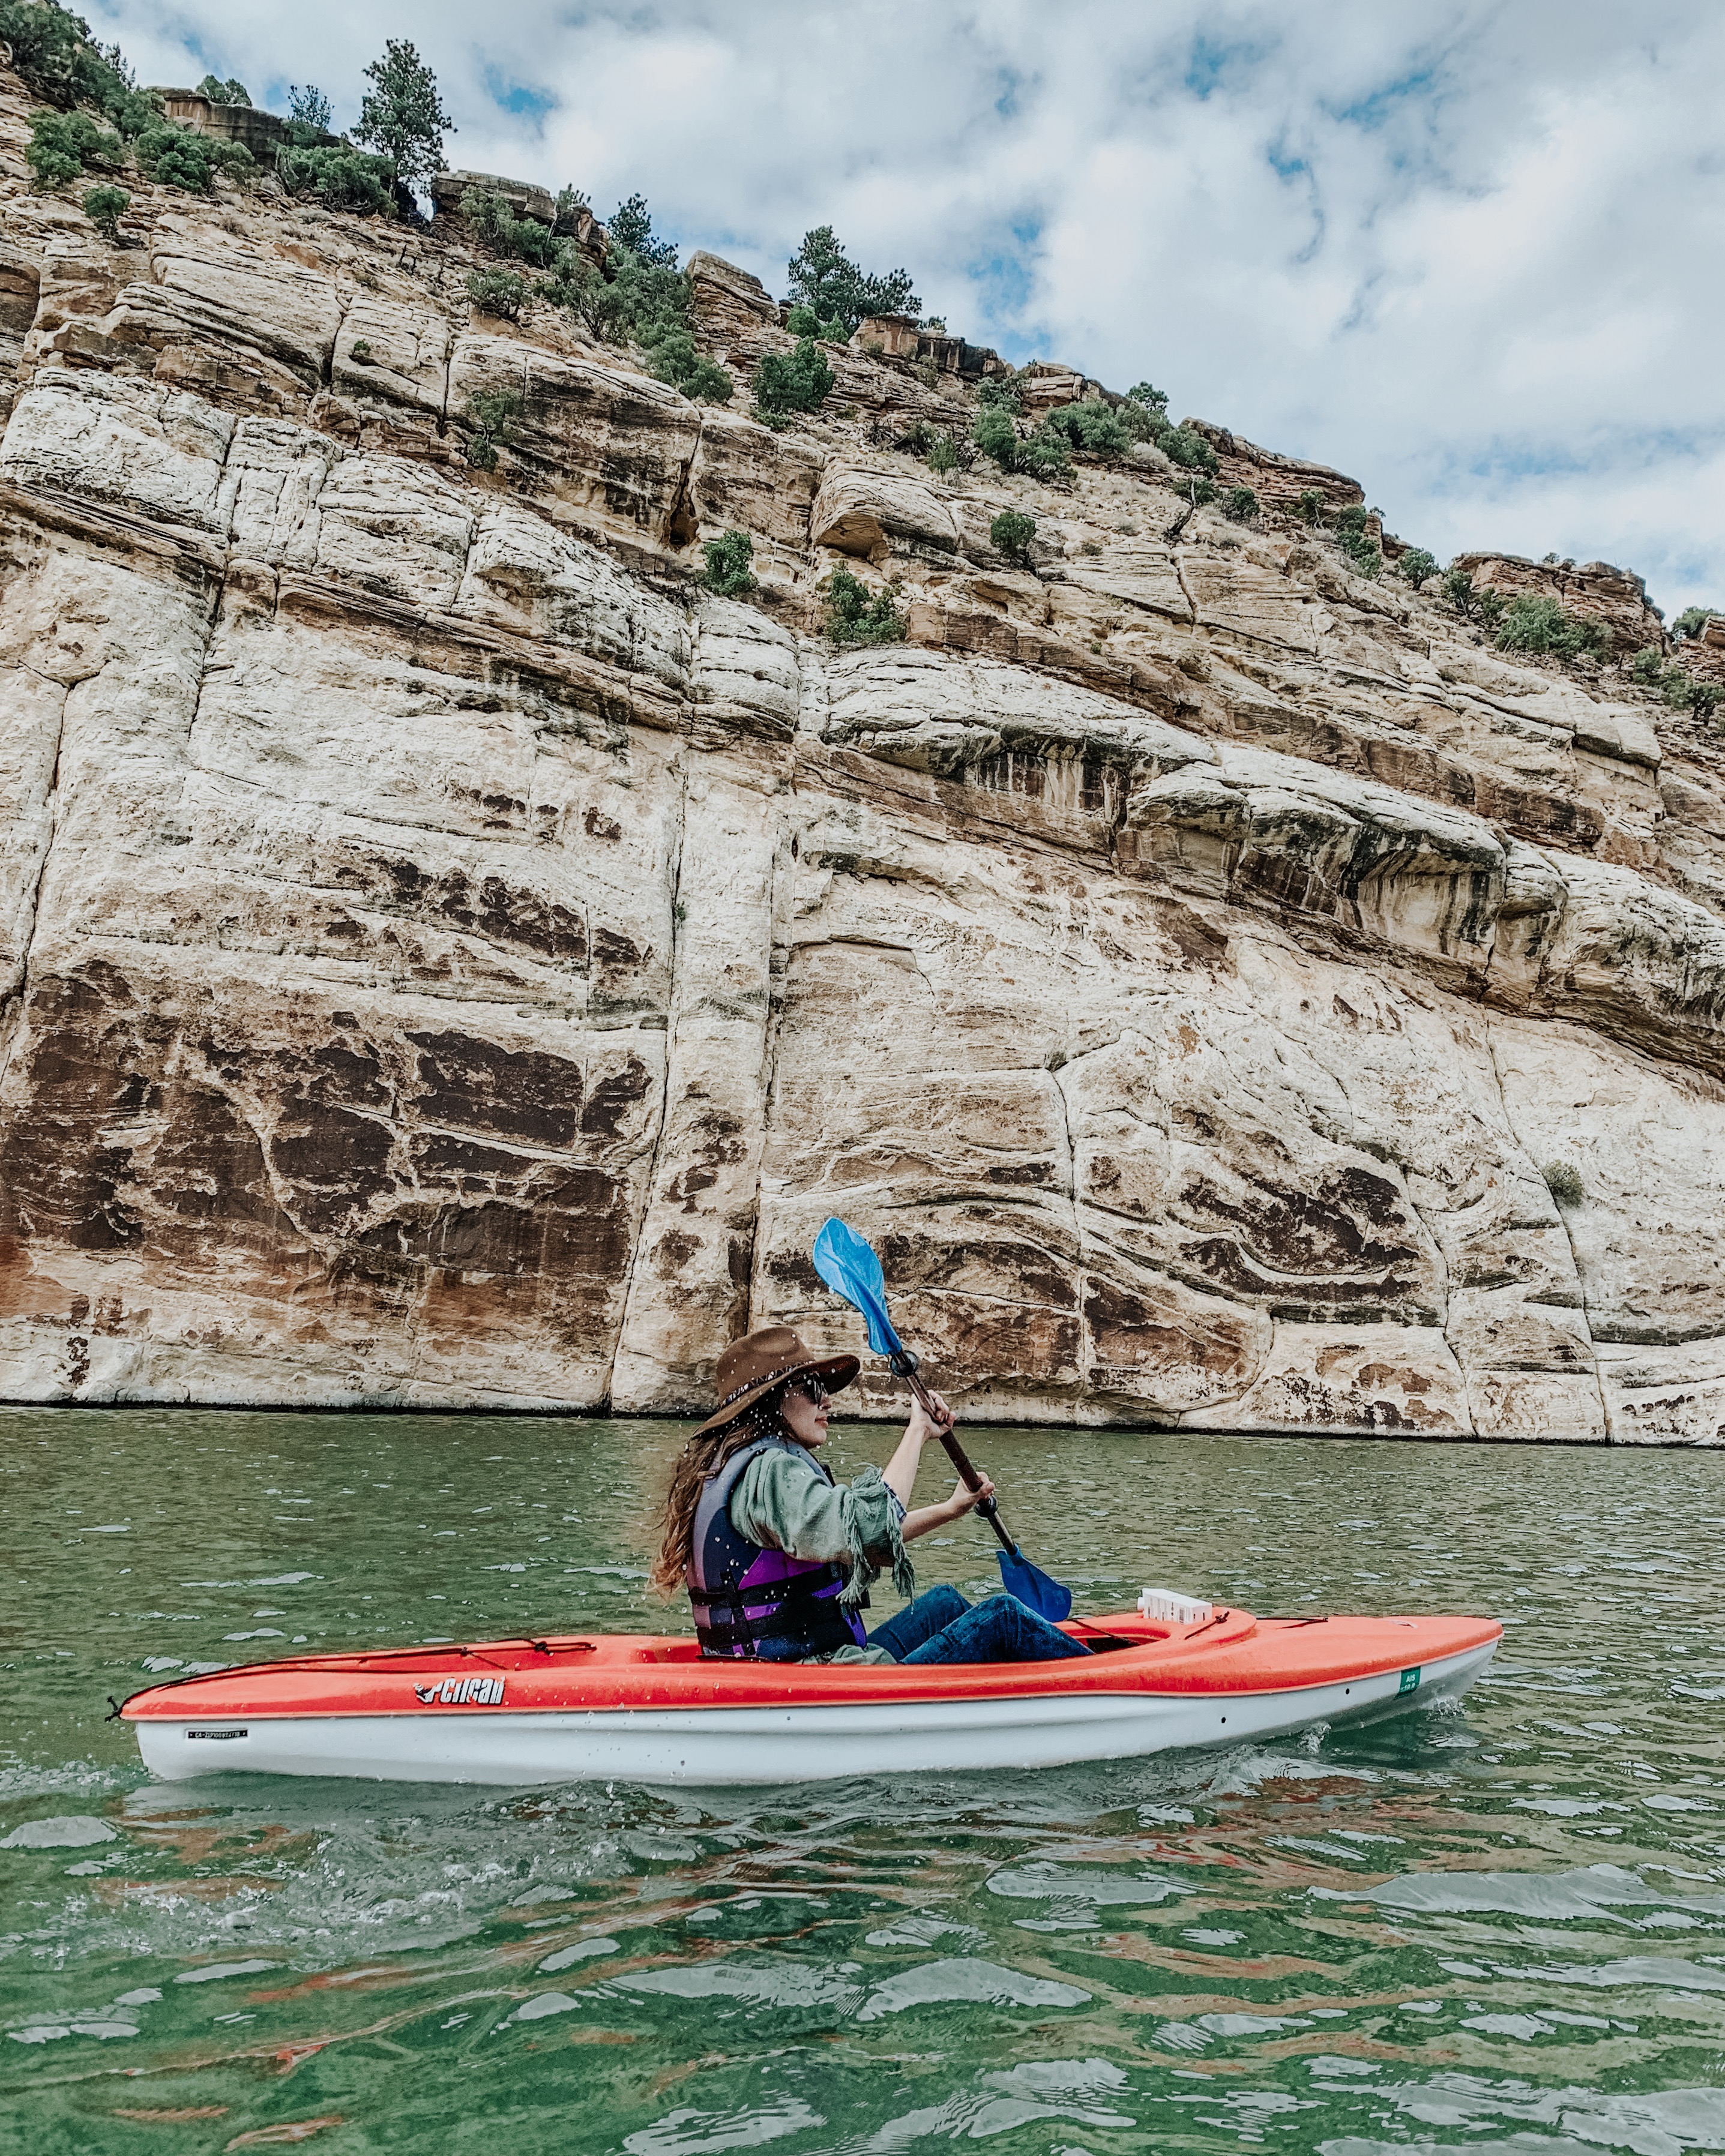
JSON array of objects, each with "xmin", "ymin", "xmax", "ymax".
[{"xmin": 879, "ymin": 1388, "xmax": 995, "ymax": 1546}]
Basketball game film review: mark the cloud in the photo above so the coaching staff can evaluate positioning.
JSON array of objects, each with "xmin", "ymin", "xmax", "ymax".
[{"xmin": 88, "ymin": 0, "xmax": 1725, "ymax": 613}]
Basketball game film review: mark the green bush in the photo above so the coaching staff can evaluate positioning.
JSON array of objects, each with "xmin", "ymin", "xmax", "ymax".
[
  {"xmin": 0, "ymin": 0, "xmax": 156, "ymax": 135},
  {"xmin": 80, "ymin": 182, "xmax": 128, "ymax": 236},
  {"xmin": 990, "ymin": 509, "xmax": 1037, "ymax": 562},
  {"xmin": 1018, "ymin": 428, "xmax": 1074, "ymax": 481},
  {"xmin": 1658, "ymin": 667, "xmax": 1724, "ymax": 722},
  {"xmin": 462, "ymin": 186, "xmax": 556, "ymax": 266},
  {"xmin": 785, "ymin": 303, "xmax": 846, "ymax": 341},
  {"xmin": 463, "ymin": 388, "xmax": 522, "ymax": 471},
  {"xmin": 787, "ymin": 224, "xmax": 918, "ymax": 337},
  {"xmin": 1342, "ymin": 535, "xmax": 1382, "ymax": 580},
  {"xmin": 1042, "ymin": 401, "xmax": 1131, "ymax": 460},
  {"xmin": 354, "ymin": 38, "xmax": 453, "ymax": 197},
  {"xmin": 466, "ymin": 267, "xmax": 528, "ymax": 321},
  {"xmin": 1185, "ymin": 475, "xmax": 1218, "ymax": 508},
  {"xmin": 136, "ymin": 122, "xmax": 248, "ymax": 193},
  {"xmin": 972, "ymin": 403, "xmax": 1019, "ymax": 470},
  {"xmin": 1160, "ymin": 424, "xmax": 1217, "ymax": 475},
  {"xmin": 1673, "ymin": 605, "xmax": 1719, "ymax": 640},
  {"xmin": 1542, "ymin": 1161, "xmax": 1584, "ymax": 1209},
  {"xmin": 276, "ymin": 144, "xmax": 394, "ymax": 214},
  {"xmin": 1629, "ymin": 646, "xmax": 1664, "ymax": 685},
  {"xmin": 554, "ymin": 184, "xmax": 590, "ymax": 236},
  {"xmin": 1495, "ymin": 593, "xmax": 1608, "ymax": 661},
  {"xmin": 751, "ymin": 336, "xmax": 834, "ymax": 422},
  {"xmin": 1441, "ymin": 565, "xmax": 1475, "ymax": 615},
  {"xmin": 26, "ymin": 107, "xmax": 121, "ymax": 186},
  {"xmin": 1477, "ymin": 589, "xmax": 1507, "ymax": 632},
  {"xmin": 196, "ymin": 73, "xmax": 250, "ymax": 105},
  {"xmin": 541, "ymin": 246, "xmax": 627, "ymax": 338},
  {"xmin": 1335, "ymin": 503, "xmax": 1369, "ymax": 535},
  {"xmin": 924, "ymin": 430, "xmax": 963, "ymax": 475},
  {"xmin": 1398, "ymin": 546, "xmax": 1438, "ymax": 587},
  {"xmin": 1223, "ymin": 485, "xmax": 1259, "ymax": 524},
  {"xmin": 1296, "ymin": 488, "xmax": 1324, "ymax": 524},
  {"xmin": 700, "ymin": 530, "xmax": 757, "ymax": 596},
  {"xmin": 823, "ymin": 566, "xmax": 906, "ymax": 646},
  {"xmin": 977, "ymin": 374, "xmax": 1023, "ymax": 415},
  {"xmin": 1125, "ymin": 380, "xmax": 1170, "ymax": 420}
]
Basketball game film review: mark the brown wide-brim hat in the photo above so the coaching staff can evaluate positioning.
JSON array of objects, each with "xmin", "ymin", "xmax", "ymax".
[{"xmin": 694, "ymin": 1323, "xmax": 860, "ymax": 1438}]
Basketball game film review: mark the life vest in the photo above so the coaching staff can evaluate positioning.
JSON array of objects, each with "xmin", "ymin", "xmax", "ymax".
[{"xmin": 686, "ymin": 1435, "xmax": 868, "ymax": 1661}]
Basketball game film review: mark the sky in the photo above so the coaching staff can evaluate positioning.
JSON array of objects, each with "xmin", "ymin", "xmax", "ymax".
[{"xmin": 89, "ymin": 1, "xmax": 1725, "ymax": 619}]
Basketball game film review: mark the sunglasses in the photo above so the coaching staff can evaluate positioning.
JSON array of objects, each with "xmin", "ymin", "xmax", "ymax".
[{"xmin": 789, "ymin": 1375, "xmax": 828, "ymax": 1408}]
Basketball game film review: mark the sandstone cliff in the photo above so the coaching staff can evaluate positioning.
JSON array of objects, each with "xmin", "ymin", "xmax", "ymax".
[{"xmin": 1, "ymin": 70, "xmax": 1722, "ymax": 1443}]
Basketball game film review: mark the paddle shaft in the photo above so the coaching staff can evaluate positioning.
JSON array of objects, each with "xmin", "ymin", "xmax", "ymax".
[{"xmin": 890, "ymin": 1354, "xmax": 1017, "ymax": 1555}]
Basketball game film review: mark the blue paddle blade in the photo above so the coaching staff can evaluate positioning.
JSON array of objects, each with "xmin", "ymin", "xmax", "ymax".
[
  {"xmin": 811, "ymin": 1217, "xmax": 904, "ymax": 1359},
  {"xmin": 999, "ymin": 1547, "xmax": 1073, "ymax": 1622}
]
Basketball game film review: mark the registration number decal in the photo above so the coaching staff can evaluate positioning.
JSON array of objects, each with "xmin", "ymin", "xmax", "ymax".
[
  {"xmin": 1398, "ymin": 1666, "xmax": 1421, "ymax": 1695},
  {"xmin": 414, "ymin": 1675, "xmax": 506, "ymax": 1706}
]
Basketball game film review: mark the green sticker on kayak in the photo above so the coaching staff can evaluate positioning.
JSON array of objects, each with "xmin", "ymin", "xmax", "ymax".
[{"xmin": 1398, "ymin": 1666, "xmax": 1421, "ymax": 1695}]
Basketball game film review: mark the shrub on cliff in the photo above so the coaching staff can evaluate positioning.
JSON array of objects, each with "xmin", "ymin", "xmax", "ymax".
[
  {"xmin": 752, "ymin": 337, "xmax": 834, "ymax": 424},
  {"xmin": 80, "ymin": 183, "xmax": 129, "ymax": 238},
  {"xmin": 136, "ymin": 122, "xmax": 253, "ymax": 193},
  {"xmin": 923, "ymin": 429, "xmax": 965, "ymax": 475},
  {"xmin": 1296, "ymin": 488, "xmax": 1324, "ymax": 524},
  {"xmin": 463, "ymin": 388, "xmax": 522, "ymax": 471},
  {"xmin": 1160, "ymin": 424, "xmax": 1218, "ymax": 475},
  {"xmin": 787, "ymin": 226, "xmax": 918, "ymax": 337},
  {"xmin": 1042, "ymin": 401, "xmax": 1131, "ymax": 460},
  {"xmin": 823, "ymin": 567, "xmax": 906, "ymax": 646},
  {"xmin": 1674, "ymin": 605, "xmax": 1720, "ymax": 640},
  {"xmin": 700, "ymin": 530, "xmax": 757, "ymax": 597},
  {"xmin": 277, "ymin": 145, "xmax": 394, "ymax": 214},
  {"xmin": 1398, "ymin": 547, "xmax": 1438, "ymax": 588},
  {"xmin": 1223, "ymin": 485, "xmax": 1259, "ymax": 523},
  {"xmin": 1495, "ymin": 593, "xmax": 1607, "ymax": 661},
  {"xmin": 786, "ymin": 304, "xmax": 846, "ymax": 342},
  {"xmin": 466, "ymin": 267, "xmax": 528, "ymax": 321},
  {"xmin": 1126, "ymin": 380, "xmax": 1170, "ymax": 421},
  {"xmin": 462, "ymin": 186, "xmax": 556, "ymax": 265},
  {"xmin": 978, "ymin": 374, "xmax": 1023, "ymax": 415},
  {"xmin": 26, "ymin": 109, "xmax": 122, "ymax": 187},
  {"xmin": 1543, "ymin": 1161, "xmax": 1584, "ymax": 1209},
  {"xmin": 990, "ymin": 510, "xmax": 1037, "ymax": 563},
  {"xmin": 1441, "ymin": 564, "xmax": 1476, "ymax": 616},
  {"xmin": 196, "ymin": 73, "xmax": 250, "ymax": 105},
  {"xmin": 1334, "ymin": 504, "xmax": 1382, "ymax": 580},
  {"xmin": 1630, "ymin": 645, "xmax": 1665, "ymax": 685},
  {"xmin": 354, "ymin": 38, "xmax": 454, "ymax": 201},
  {"xmin": 0, "ymin": 0, "xmax": 156, "ymax": 136}
]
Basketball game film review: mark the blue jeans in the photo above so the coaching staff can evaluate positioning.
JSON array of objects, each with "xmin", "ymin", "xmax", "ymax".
[{"xmin": 867, "ymin": 1585, "xmax": 1089, "ymax": 1665}]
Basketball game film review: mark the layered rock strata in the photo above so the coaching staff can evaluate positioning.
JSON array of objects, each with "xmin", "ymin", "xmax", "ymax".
[{"xmin": 0, "ymin": 70, "xmax": 1721, "ymax": 1440}]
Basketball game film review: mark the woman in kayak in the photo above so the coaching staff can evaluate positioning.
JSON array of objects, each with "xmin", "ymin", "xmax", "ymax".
[{"xmin": 652, "ymin": 1325, "xmax": 1088, "ymax": 1665}]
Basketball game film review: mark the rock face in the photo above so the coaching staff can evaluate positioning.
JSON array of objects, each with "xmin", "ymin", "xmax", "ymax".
[{"xmin": 0, "ymin": 70, "xmax": 1722, "ymax": 1441}]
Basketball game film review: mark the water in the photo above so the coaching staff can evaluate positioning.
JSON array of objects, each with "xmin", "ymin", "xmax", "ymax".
[{"xmin": 3, "ymin": 1408, "xmax": 1723, "ymax": 2155}]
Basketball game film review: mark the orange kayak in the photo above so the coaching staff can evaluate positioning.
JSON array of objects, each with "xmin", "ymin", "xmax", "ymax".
[{"xmin": 121, "ymin": 1606, "xmax": 1501, "ymax": 1786}]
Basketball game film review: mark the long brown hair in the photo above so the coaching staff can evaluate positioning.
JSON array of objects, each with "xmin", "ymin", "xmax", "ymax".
[{"xmin": 649, "ymin": 1390, "xmax": 788, "ymax": 1599}]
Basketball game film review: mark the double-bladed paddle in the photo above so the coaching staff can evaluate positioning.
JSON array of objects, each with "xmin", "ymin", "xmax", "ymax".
[{"xmin": 810, "ymin": 1216, "xmax": 1073, "ymax": 1622}]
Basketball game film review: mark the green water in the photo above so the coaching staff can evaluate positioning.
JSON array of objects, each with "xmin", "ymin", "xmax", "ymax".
[{"xmin": 2, "ymin": 1410, "xmax": 1723, "ymax": 2155}]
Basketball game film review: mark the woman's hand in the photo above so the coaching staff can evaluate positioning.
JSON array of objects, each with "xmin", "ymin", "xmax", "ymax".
[
  {"xmin": 943, "ymin": 1471, "xmax": 995, "ymax": 1522},
  {"xmin": 905, "ymin": 1390, "xmax": 954, "ymax": 1446}
]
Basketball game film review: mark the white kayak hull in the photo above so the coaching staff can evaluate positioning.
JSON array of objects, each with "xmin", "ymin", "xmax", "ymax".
[{"xmin": 133, "ymin": 1638, "xmax": 1495, "ymax": 1788}]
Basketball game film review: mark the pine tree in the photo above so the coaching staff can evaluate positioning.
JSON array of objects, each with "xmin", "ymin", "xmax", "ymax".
[{"xmin": 353, "ymin": 40, "xmax": 454, "ymax": 196}]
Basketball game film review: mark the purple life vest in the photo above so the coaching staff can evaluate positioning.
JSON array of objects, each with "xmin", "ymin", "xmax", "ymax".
[{"xmin": 686, "ymin": 1435, "xmax": 868, "ymax": 1661}]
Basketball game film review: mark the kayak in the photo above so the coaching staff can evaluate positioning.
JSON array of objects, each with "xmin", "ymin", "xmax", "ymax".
[{"xmin": 120, "ymin": 1605, "xmax": 1500, "ymax": 1787}]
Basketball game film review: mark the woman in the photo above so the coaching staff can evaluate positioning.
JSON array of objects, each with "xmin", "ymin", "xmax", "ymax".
[{"xmin": 651, "ymin": 1324, "xmax": 1088, "ymax": 1666}]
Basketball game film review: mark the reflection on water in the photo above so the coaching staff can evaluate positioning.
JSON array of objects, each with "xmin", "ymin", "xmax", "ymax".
[{"xmin": 2, "ymin": 1407, "xmax": 1722, "ymax": 2153}]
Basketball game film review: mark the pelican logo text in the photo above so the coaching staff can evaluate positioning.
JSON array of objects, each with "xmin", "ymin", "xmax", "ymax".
[{"xmin": 414, "ymin": 1675, "xmax": 506, "ymax": 1706}]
